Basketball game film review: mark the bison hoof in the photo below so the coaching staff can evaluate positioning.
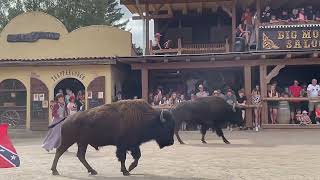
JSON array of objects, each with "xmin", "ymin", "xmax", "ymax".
[
  {"xmin": 52, "ymin": 170, "xmax": 60, "ymax": 176},
  {"xmin": 89, "ymin": 169, "xmax": 98, "ymax": 175},
  {"xmin": 128, "ymin": 162, "xmax": 138, "ymax": 172},
  {"xmin": 179, "ymin": 141, "xmax": 185, "ymax": 145},
  {"xmin": 201, "ymin": 140, "xmax": 207, "ymax": 144},
  {"xmin": 122, "ymin": 171, "xmax": 131, "ymax": 176},
  {"xmin": 224, "ymin": 141, "xmax": 230, "ymax": 144}
]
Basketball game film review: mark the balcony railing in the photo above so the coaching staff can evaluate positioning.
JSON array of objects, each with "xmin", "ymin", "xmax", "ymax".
[{"xmin": 149, "ymin": 38, "xmax": 230, "ymax": 55}]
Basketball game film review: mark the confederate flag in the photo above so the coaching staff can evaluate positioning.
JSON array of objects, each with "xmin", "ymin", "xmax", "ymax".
[{"xmin": 0, "ymin": 123, "xmax": 20, "ymax": 168}]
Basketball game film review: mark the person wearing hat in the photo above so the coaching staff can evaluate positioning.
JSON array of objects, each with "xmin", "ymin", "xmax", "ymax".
[
  {"xmin": 297, "ymin": 110, "xmax": 311, "ymax": 125},
  {"xmin": 152, "ymin": 33, "xmax": 162, "ymax": 51},
  {"xmin": 42, "ymin": 93, "xmax": 67, "ymax": 152}
]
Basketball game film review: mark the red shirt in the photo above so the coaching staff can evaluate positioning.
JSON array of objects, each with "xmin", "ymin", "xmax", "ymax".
[
  {"xmin": 316, "ymin": 108, "xmax": 320, "ymax": 118},
  {"xmin": 289, "ymin": 85, "xmax": 302, "ymax": 97}
]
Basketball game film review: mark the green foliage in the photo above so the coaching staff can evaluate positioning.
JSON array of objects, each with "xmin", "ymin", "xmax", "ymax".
[{"xmin": 0, "ymin": 0, "xmax": 127, "ymax": 31}]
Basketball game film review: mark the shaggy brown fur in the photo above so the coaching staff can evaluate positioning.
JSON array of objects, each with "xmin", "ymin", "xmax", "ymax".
[{"xmin": 50, "ymin": 100, "xmax": 175, "ymax": 176}]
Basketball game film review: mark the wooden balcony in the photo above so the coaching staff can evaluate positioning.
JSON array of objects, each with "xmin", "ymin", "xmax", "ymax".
[{"xmin": 149, "ymin": 38, "xmax": 230, "ymax": 55}]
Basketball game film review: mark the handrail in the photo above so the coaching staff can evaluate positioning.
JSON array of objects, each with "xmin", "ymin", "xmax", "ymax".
[{"xmin": 263, "ymin": 97, "xmax": 314, "ymax": 102}]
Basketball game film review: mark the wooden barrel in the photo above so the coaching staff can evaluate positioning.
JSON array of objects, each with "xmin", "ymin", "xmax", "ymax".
[{"xmin": 277, "ymin": 100, "xmax": 291, "ymax": 124}]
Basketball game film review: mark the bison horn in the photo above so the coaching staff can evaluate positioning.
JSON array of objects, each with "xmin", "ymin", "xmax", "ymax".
[{"xmin": 160, "ymin": 110, "xmax": 166, "ymax": 123}]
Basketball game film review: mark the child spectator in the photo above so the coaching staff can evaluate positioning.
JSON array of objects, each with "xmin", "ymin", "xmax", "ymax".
[
  {"xmin": 297, "ymin": 110, "xmax": 312, "ymax": 125},
  {"xmin": 67, "ymin": 96, "xmax": 77, "ymax": 116},
  {"xmin": 291, "ymin": 9, "xmax": 299, "ymax": 22},
  {"xmin": 305, "ymin": 6, "xmax": 314, "ymax": 21},
  {"xmin": 298, "ymin": 8, "xmax": 306, "ymax": 22},
  {"xmin": 278, "ymin": 9, "xmax": 290, "ymax": 22},
  {"xmin": 237, "ymin": 89, "xmax": 247, "ymax": 121}
]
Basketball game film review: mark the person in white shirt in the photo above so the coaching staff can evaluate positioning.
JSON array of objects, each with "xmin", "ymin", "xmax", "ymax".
[
  {"xmin": 152, "ymin": 33, "xmax": 162, "ymax": 51},
  {"xmin": 307, "ymin": 79, "xmax": 320, "ymax": 114},
  {"xmin": 196, "ymin": 84, "xmax": 209, "ymax": 98}
]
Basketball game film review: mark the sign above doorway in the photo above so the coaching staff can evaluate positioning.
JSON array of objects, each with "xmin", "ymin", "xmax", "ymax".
[
  {"xmin": 51, "ymin": 70, "xmax": 86, "ymax": 82},
  {"xmin": 7, "ymin": 32, "xmax": 60, "ymax": 43}
]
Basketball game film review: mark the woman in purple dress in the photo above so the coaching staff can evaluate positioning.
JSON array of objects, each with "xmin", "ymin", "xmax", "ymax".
[{"xmin": 42, "ymin": 93, "xmax": 67, "ymax": 152}]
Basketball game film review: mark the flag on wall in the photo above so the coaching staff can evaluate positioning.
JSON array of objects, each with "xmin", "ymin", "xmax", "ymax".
[{"xmin": 0, "ymin": 123, "xmax": 20, "ymax": 168}]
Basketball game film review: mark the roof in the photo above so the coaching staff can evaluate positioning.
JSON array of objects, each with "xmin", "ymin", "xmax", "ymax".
[
  {"xmin": 0, "ymin": 57, "xmax": 116, "ymax": 66},
  {"xmin": 117, "ymin": 49, "xmax": 320, "ymax": 69}
]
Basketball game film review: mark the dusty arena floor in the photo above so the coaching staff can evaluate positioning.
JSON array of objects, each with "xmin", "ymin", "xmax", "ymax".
[{"xmin": 2, "ymin": 130, "xmax": 320, "ymax": 180}]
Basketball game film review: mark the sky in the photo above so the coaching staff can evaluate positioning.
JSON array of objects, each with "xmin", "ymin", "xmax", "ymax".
[{"xmin": 119, "ymin": 4, "xmax": 154, "ymax": 51}]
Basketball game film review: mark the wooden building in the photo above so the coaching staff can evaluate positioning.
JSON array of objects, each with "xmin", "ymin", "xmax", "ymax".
[
  {"xmin": 0, "ymin": 12, "xmax": 132, "ymax": 130},
  {"xmin": 119, "ymin": 0, "xmax": 320, "ymax": 129}
]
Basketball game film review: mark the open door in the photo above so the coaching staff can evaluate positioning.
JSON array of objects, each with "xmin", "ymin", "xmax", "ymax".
[{"xmin": 87, "ymin": 76, "xmax": 105, "ymax": 109}]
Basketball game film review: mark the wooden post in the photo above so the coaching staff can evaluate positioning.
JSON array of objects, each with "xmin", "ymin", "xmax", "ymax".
[
  {"xmin": 231, "ymin": 0, "xmax": 237, "ymax": 51},
  {"xmin": 145, "ymin": 3, "xmax": 150, "ymax": 55},
  {"xmin": 256, "ymin": 0, "xmax": 261, "ymax": 50},
  {"xmin": 260, "ymin": 65, "xmax": 268, "ymax": 125},
  {"xmin": 244, "ymin": 65, "xmax": 253, "ymax": 128},
  {"xmin": 141, "ymin": 68, "xmax": 149, "ymax": 101}
]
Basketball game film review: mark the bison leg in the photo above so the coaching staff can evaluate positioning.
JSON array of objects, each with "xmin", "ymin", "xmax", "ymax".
[
  {"xmin": 216, "ymin": 128, "xmax": 230, "ymax": 144},
  {"xmin": 51, "ymin": 139, "xmax": 74, "ymax": 176},
  {"xmin": 77, "ymin": 144, "xmax": 97, "ymax": 175},
  {"xmin": 175, "ymin": 130, "xmax": 185, "ymax": 144},
  {"xmin": 128, "ymin": 146, "xmax": 141, "ymax": 172},
  {"xmin": 200, "ymin": 125, "xmax": 209, "ymax": 144},
  {"xmin": 116, "ymin": 146, "xmax": 130, "ymax": 176}
]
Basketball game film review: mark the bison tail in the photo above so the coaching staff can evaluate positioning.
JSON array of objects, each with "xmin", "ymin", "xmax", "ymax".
[{"xmin": 48, "ymin": 118, "xmax": 67, "ymax": 129}]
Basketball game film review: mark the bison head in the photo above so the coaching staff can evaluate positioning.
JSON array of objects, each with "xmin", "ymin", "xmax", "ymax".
[{"xmin": 154, "ymin": 110, "xmax": 175, "ymax": 149}]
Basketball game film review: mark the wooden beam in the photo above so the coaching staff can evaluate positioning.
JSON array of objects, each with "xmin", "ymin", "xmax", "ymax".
[
  {"xmin": 145, "ymin": 3, "xmax": 150, "ymax": 55},
  {"xmin": 132, "ymin": 14, "xmax": 173, "ymax": 20},
  {"xmin": 260, "ymin": 65, "xmax": 268, "ymax": 125},
  {"xmin": 128, "ymin": 57, "xmax": 320, "ymax": 70},
  {"xmin": 244, "ymin": 65, "xmax": 253, "ymax": 128},
  {"xmin": 141, "ymin": 68, "xmax": 149, "ymax": 100},
  {"xmin": 165, "ymin": 4, "xmax": 173, "ymax": 15},
  {"xmin": 121, "ymin": 0, "xmax": 232, "ymax": 5},
  {"xmin": 182, "ymin": 3, "xmax": 188, "ymax": 15},
  {"xmin": 266, "ymin": 65, "xmax": 285, "ymax": 84},
  {"xmin": 231, "ymin": 0, "xmax": 237, "ymax": 51},
  {"xmin": 256, "ymin": 0, "xmax": 261, "ymax": 23}
]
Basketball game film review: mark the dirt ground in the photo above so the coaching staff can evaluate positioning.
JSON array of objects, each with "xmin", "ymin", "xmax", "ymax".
[{"xmin": 2, "ymin": 130, "xmax": 320, "ymax": 180}]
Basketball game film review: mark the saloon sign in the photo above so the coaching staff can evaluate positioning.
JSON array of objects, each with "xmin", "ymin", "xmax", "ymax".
[
  {"xmin": 7, "ymin": 32, "xmax": 60, "ymax": 42},
  {"xmin": 51, "ymin": 70, "xmax": 86, "ymax": 82},
  {"xmin": 259, "ymin": 24, "xmax": 320, "ymax": 50}
]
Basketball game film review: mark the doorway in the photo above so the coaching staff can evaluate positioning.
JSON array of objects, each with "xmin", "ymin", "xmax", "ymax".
[{"xmin": 54, "ymin": 78, "xmax": 85, "ymax": 98}]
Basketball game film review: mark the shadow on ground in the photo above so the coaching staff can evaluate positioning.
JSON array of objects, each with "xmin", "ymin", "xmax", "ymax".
[{"xmin": 61, "ymin": 174, "xmax": 212, "ymax": 180}]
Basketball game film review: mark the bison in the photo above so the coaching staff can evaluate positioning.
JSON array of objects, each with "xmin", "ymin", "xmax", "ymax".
[
  {"xmin": 171, "ymin": 96, "xmax": 243, "ymax": 144},
  {"xmin": 49, "ymin": 100, "xmax": 175, "ymax": 176}
]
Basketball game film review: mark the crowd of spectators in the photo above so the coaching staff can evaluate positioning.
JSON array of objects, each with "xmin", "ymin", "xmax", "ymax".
[{"xmin": 261, "ymin": 5, "xmax": 320, "ymax": 24}]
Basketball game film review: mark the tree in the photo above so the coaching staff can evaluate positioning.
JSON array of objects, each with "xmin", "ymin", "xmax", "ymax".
[{"xmin": 0, "ymin": 0, "xmax": 128, "ymax": 32}]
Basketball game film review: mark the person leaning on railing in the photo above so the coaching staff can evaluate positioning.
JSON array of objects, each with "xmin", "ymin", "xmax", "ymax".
[{"xmin": 307, "ymin": 79, "xmax": 320, "ymax": 115}]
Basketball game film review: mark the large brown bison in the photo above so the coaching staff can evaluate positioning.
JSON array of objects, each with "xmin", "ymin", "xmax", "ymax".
[
  {"xmin": 172, "ymin": 96, "xmax": 243, "ymax": 144},
  {"xmin": 49, "ymin": 100, "xmax": 175, "ymax": 176}
]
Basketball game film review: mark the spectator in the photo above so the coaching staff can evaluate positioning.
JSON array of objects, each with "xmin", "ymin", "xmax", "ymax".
[
  {"xmin": 261, "ymin": 6, "xmax": 272, "ymax": 23},
  {"xmin": 298, "ymin": 8, "xmax": 306, "ymax": 22},
  {"xmin": 225, "ymin": 89, "xmax": 237, "ymax": 106},
  {"xmin": 301, "ymin": 84, "xmax": 309, "ymax": 111},
  {"xmin": 307, "ymin": 79, "xmax": 320, "ymax": 114},
  {"xmin": 278, "ymin": 9, "xmax": 290, "ymax": 22},
  {"xmin": 213, "ymin": 90, "xmax": 225, "ymax": 99},
  {"xmin": 163, "ymin": 40, "xmax": 173, "ymax": 49},
  {"xmin": 290, "ymin": 9, "xmax": 299, "ymax": 22},
  {"xmin": 288, "ymin": 80, "xmax": 302, "ymax": 124},
  {"xmin": 152, "ymin": 33, "xmax": 162, "ymax": 51},
  {"xmin": 180, "ymin": 95, "xmax": 186, "ymax": 102},
  {"xmin": 153, "ymin": 89, "xmax": 163, "ymax": 106},
  {"xmin": 252, "ymin": 85, "xmax": 261, "ymax": 131},
  {"xmin": 305, "ymin": 5, "xmax": 315, "ymax": 20},
  {"xmin": 241, "ymin": 8, "xmax": 253, "ymax": 39},
  {"xmin": 67, "ymin": 96, "xmax": 77, "ymax": 116},
  {"xmin": 196, "ymin": 84, "xmax": 209, "ymax": 98},
  {"xmin": 169, "ymin": 92, "xmax": 179, "ymax": 106},
  {"xmin": 237, "ymin": 89, "xmax": 247, "ymax": 123},
  {"xmin": 161, "ymin": 96, "xmax": 169, "ymax": 106},
  {"xmin": 297, "ymin": 110, "xmax": 312, "ymax": 125},
  {"xmin": 236, "ymin": 24, "xmax": 250, "ymax": 44},
  {"xmin": 315, "ymin": 104, "xmax": 320, "ymax": 125},
  {"xmin": 268, "ymin": 84, "xmax": 280, "ymax": 124},
  {"xmin": 270, "ymin": 15, "xmax": 279, "ymax": 23},
  {"xmin": 316, "ymin": 10, "xmax": 320, "ymax": 21}
]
